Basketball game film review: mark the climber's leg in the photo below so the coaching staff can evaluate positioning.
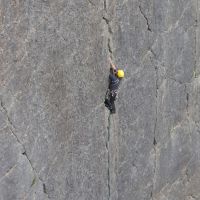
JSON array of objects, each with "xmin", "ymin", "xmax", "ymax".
[
  {"xmin": 104, "ymin": 98, "xmax": 111, "ymax": 109},
  {"xmin": 104, "ymin": 89, "xmax": 112, "ymax": 110},
  {"xmin": 110, "ymin": 92, "xmax": 116, "ymax": 114}
]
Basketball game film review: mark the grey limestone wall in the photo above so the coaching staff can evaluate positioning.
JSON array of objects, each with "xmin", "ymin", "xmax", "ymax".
[{"xmin": 0, "ymin": 0, "xmax": 200, "ymax": 200}]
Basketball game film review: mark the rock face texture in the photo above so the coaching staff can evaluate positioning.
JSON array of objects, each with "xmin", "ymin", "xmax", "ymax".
[{"xmin": 0, "ymin": 0, "xmax": 200, "ymax": 200}]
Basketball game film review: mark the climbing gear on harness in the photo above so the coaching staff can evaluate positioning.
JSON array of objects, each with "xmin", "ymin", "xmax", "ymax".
[
  {"xmin": 117, "ymin": 70, "xmax": 124, "ymax": 78},
  {"xmin": 104, "ymin": 89, "xmax": 117, "ymax": 114}
]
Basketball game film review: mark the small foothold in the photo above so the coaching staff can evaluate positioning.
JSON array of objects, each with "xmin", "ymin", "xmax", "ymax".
[
  {"xmin": 153, "ymin": 138, "xmax": 157, "ymax": 146},
  {"xmin": 43, "ymin": 183, "xmax": 47, "ymax": 194}
]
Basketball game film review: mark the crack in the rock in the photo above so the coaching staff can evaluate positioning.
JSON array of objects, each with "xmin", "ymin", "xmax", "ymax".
[
  {"xmin": 184, "ymin": 85, "xmax": 190, "ymax": 117},
  {"xmin": 0, "ymin": 100, "xmax": 49, "ymax": 198},
  {"xmin": 104, "ymin": 0, "xmax": 107, "ymax": 11},
  {"xmin": 139, "ymin": 5, "xmax": 152, "ymax": 32},
  {"xmin": 21, "ymin": 150, "xmax": 50, "ymax": 198},
  {"xmin": 103, "ymin": 16, "xmax": 113, "ymax": 34},
  {"xmin": 147, "ymin": 48, "xmax": 160, "ymax": 200},
  {"xmin": 106, "ymin": 113, "xmax": 111, "ymax": 200},
  {"xmin": 103, "ymin": 1, "xmax": 114, "ymax": 197},
  {"xmin": 108, "ymin": 38, "xmax": 113, "ymax": 54},
  {"xmin": 103, "ymin": 1, "xmax": 118, "ymax": 199},
  {"xmin": 103, "ymin": 16, "xmax": 114, "ymax": 60},
  {"xmin": 0, "ymin": 101, "xmax": 23, "ymax": 147},
  {"xmin": 43, "ymin": 183, "xmax": 48, "ymax": 194},
  {"xmin": 194, "ymin": 0, "xmax": 199, "ymax": 78},
  {"xmin": 103, "ymin": 0, "xmax": 114, "ymax": 60},
  {"xmin": 149, "ymin": 48, "xmax": 157, "ymax": 59},
  {"xmin": 185, "ymin": 168, "xmax": 190, "ymax": 183},
  {"xmin": 152, "ymin": 64, "xmax": 159, "ymax": 200}
]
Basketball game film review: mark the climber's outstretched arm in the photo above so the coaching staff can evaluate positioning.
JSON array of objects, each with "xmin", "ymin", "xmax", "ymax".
[{"xmin": 109, "ymin": 58, "xmax": 117, "ymax": 72}]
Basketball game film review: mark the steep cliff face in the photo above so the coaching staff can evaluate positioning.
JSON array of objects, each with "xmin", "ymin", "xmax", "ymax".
[{"xmin": 0, "ymin": 0, "xmax": 200, "ymax": 200}]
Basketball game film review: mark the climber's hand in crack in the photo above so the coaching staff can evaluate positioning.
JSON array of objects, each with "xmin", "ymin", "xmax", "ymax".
[{"xmin": 104, "ymin": 58, "xmax": 125, "ymax": 114}]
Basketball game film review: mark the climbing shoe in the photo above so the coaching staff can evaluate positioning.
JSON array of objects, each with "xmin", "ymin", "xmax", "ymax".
[
  {"xmin": 110, "ymin": 109, "xmax": 116, "ymax": 114},
  {"xmin": 104, "ymin": 99, "xmax": 111, "ymax": 108},
  {"xmin": 110, "ymin": 102, "xmax": 116, "ymax": 114}
]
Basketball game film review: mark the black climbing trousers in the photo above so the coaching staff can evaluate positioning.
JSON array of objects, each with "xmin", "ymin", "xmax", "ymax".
[{"xmin": 104, "ymin": 90, "xmax": 117, "ymax": 114}]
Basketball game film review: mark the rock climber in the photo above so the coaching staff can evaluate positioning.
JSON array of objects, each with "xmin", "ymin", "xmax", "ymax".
[{"xmin": 104, "ymin": 58, "xmax": 125, "ymax": 114}]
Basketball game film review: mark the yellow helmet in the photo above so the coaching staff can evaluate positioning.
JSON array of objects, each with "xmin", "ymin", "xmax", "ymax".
[{"xmin": 117, "ymin": 70, "xmax": 124, "ymax": 78}]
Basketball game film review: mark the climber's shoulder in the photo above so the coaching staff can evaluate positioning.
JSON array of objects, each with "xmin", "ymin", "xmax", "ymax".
[{"xmin": 109, "ymin": 73, "xmax": 118, "ymax": 82}]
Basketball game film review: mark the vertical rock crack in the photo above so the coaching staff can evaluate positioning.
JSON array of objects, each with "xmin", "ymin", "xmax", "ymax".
[
  {"xmin": 152, "ymin": 65, "xmax": 158, "ymax": 200},
  {"xmin": 104, "ymin": 0, "xmax": 107, "ymax": 10},
  {"xmin": 103, "ymin": 0, "xmax": 115, "ymax": 198},
  {"xmin": 106, "ymin": 113, "xmax": 111, "ymax": 200},
  {"xmin": 184, "ymin": 85, "xmax": 190, "ymax": 117},
  {"xmin": 194, "ymin": 0, "xmax": 199, "ymax": 77},
  {"xmin": 102, "ymin": 0, "xmax": 114, "ymax": 59}
]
